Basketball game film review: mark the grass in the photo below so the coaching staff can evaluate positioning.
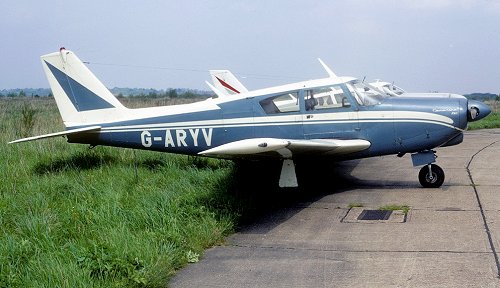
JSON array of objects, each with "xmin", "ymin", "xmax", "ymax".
[
  {"xmin": 379, "ymin": 204, "xmax": 411, "ymax": 215},
  {"xmin": 0, "ymin": 97, "xmax": 257, "ymax": 287},
  {"xmin": 348, "ymin": 203, "xmax": 364, "ymax": 208},
  {"xmin": 468, "ymin": 100, "xmax": 500, "ymax": 130}
]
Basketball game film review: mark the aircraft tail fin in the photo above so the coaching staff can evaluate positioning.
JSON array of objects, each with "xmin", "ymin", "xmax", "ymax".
[
  {"xmin": 41, "ymin": 48, "xmax": 127, "ymax": 127},
  {"xmin": 209, "ymin": 70, "xmax": 249, "ymax": 96}
]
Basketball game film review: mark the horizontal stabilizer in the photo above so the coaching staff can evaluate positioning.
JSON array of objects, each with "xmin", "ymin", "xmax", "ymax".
[{"xmin": 9, "ymin": 126, "xmax": 101, "ymax": 144}]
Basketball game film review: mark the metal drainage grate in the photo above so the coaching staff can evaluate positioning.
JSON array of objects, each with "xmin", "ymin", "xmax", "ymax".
[{"xmin": 357, "ymin": 210, "xmax": 392, "ymax": 221}]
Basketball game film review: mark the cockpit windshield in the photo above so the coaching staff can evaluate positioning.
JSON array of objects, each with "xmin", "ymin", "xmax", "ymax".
[{"xmin": 345, "ymin": 80, "xmax": 388, "ymax": 106}]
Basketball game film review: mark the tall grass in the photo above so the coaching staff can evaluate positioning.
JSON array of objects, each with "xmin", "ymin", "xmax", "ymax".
[{"xmin": 0, "ymin": 97, "xmax": 245, "ymax": 287}]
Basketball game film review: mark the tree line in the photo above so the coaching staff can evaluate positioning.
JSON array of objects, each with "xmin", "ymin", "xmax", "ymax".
[{"xmin": 0, "ymin": 87, "xmax": 214, "ymax": 99}]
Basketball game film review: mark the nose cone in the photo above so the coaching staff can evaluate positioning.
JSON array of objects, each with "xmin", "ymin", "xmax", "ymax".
[{"xmin": 467, "ymin": 100, "xmax": 491, "ymax": 122}]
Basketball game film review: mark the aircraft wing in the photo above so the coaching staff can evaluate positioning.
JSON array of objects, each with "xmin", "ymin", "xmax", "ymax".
[
  {"xmin": 199, "ymin": 138, "xmax": 371, "ymax": 159},
  {"xmin": 9, "ymin": 126, "xmax": 101, "ymax": 144}
]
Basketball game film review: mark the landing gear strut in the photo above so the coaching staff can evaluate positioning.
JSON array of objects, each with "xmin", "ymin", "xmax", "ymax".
[
  {"xmin": 411, "ymin": 150, "xmax": 445, "ymax": 188},
  {"xmin": 418, "ymin": 164, "xmax": 445, "ymax": 188}
]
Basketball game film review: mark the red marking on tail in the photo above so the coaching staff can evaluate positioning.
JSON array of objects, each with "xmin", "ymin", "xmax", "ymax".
[{"xmin": 215, "ymin": 76, "xmax": 240, "ymax": 94}]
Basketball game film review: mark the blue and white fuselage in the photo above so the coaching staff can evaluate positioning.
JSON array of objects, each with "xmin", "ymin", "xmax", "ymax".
[
  {"xmin": 10, "ymin": 49, "xmax": 491, "ymax": 188},
  {"xmin": 76, "ymin": 88, "xmax": 466, "ymax": 158}
]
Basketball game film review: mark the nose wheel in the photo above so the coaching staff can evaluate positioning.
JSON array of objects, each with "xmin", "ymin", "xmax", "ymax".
[{"xmin": 418, "ymin": 164, "xmax": 445, "ymax": 188}]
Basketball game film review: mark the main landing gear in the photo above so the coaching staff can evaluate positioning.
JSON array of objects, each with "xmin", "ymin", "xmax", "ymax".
[{"xmin": 411, "ymin": 150, "xmax": 445, "ymax": 188}]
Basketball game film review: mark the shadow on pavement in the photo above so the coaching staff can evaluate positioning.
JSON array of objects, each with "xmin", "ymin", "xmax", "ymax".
[{"xmin": 228, "ymin": 159, "xmax": 360, "ymax": 230}]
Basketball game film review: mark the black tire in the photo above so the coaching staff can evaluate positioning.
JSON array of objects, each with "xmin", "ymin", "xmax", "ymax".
[{"xmin": 418, "ymin": 164, "xmax": 445, "ymax": 188}]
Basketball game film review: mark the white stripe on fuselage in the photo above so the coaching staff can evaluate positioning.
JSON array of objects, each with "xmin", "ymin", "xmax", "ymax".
[{"xmin": 89, "ymin": 111, "xmax": 457, "ymax": 133}]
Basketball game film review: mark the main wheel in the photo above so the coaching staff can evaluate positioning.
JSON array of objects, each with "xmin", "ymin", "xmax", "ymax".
[{"xmin": 418, "ymin": 164, "xmax": 445, "ymax": 188}]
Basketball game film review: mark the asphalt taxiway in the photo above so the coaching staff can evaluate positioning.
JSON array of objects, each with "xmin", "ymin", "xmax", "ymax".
[{"xmin": 171, "ymin": 129, "xmax": 500, "ymax": 288}]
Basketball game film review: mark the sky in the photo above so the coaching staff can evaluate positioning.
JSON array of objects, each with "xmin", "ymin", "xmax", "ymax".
[{"xmin": 1, "ymin": 0, "xmax": 500, "ymax": 94}]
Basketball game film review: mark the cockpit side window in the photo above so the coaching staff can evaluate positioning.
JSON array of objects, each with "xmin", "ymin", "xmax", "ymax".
[
  {"xmin": 259, "ymin": 91, "xmax": 299, "ymax": 114},
  {"xmin": 305, "ymin": 85, "xmax": 351, "ymax": 110}
]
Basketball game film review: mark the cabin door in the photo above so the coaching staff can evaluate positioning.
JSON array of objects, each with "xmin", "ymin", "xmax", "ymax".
[{"xmin": 301, "ymin": 86, "xmax": 359, "ymax": 139}]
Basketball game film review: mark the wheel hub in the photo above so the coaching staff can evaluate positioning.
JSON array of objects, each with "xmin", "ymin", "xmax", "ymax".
[{"xmin": 426, "ymin": 172, "xmax": 437, "ymax": 183}]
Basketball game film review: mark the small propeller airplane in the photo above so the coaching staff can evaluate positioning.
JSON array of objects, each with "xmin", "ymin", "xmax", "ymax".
[{"xmin": 10, "ymin": 48, "xmax": 491, "ymax": 188}]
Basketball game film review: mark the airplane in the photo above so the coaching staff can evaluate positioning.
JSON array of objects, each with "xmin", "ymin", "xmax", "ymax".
[
  {"xmin": 207, "ymin": 69, "xmax": 248, "ymax": 97},
  {"xmin": 9, "ymin": 48, "xmax": 492, "ymax": 188}
]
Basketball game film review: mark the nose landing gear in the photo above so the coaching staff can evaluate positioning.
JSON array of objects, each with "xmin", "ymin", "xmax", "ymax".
[
  {"xmin": 418, "ymin": 164, "xmax": 445, "ymax": 188},
  {"xmin": 411, "ymin": 150, "xmax": 445, "ymax": 188}
]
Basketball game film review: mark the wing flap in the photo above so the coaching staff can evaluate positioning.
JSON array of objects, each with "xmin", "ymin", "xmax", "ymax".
[
  {"xmin": 199, "ymin": 138, "xmax": 290, "ymax": 157},
  {"xmin": 288, "ymin": 139, "xmax": 371, "ymax": 155},
  {"xmin": 199, "ymin": 138, "xmax": 370, "ymax": 158},
  {"xmin": 9, "ymin": 126, "xmax": 101, "ymax": 144}
]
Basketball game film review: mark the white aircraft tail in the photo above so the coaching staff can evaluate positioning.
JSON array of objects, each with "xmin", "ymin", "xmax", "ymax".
[
  {"xmin": 41, "ymin": 48, "xmax": 127, "ymax": 127},
  {"xmin": 209, "ymin": 70, "xmax": 248, "ymax": 96}
]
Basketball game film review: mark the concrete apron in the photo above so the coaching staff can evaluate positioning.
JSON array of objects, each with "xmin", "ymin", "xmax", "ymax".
[{"xmin": 171, "ymin": 129, "xmax": 500, "ymax": 288}]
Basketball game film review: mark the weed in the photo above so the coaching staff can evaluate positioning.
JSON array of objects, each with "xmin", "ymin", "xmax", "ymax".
[
  {"xmin": 348, "ymin": 203, "xmax": 364, "ymax": 208},
  {"xmin": 186, "ymin": 250, "xmax": 200, "ymax": 263},
  {"xmin": 379, "ymin": 204, "xmax": 410, "ymax": 215},
  {"xmin": 20, "ymin": 101, "xmax": 37, "ymax": 137},
  {"xmin": 77, "ymin": 245, "xmax": 146, "ymax": 286}
]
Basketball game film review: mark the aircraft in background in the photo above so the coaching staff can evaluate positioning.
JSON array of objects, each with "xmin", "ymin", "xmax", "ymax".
[
  {"xmin": 317, "ymin": 59, "xmax": 468, "ymax": 99},
  {"xmin": 10, "ymin": 48, "xmax": 491, "ymax": 188},
  {"xmin": 206, "ymin": 70, "xmax": 248, "ymax": 98},
  {"xmin": 369, "ymin": 80, "xmax": 405, "ymax": 96},
  {"xmin": 206, "ymin": 60, "xmax": 403, "ymax": 99}
]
